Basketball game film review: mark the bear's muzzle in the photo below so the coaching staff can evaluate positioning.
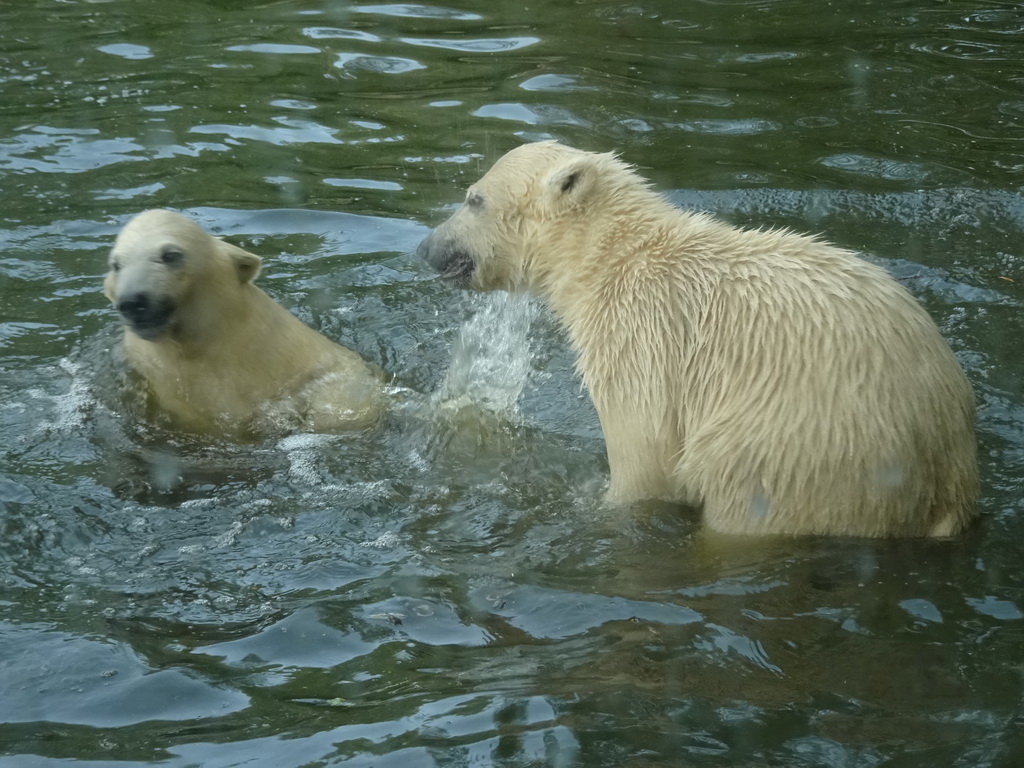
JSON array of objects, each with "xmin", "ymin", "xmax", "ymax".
[
  {"xmin": 416, "ymin": 231, "xmax": 475, "ymax": 288},
  {"xmin": 117, "ymin": 291, "xmax": 176, "ymax": 340}
]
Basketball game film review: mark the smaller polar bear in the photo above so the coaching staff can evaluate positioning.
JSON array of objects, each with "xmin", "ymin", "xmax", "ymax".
[
  {"xmin": 417, "ymin": 141, "xmax": 979, "ymax": 537},
  {"xmin": 104, "ymin": 209, "xmax": 383, "ymax": 437}
]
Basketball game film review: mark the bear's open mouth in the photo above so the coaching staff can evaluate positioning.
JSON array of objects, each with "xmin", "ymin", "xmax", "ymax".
[
  {"xmin": 118, "ymin": 295, "xmax": 176, "ymax": 340},
  {"xmin": 440, "ymin": 249, "xmax": 475, "ymax": 287}
]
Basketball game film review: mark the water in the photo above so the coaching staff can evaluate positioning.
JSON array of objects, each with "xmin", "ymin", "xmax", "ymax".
[{"xmin": 1, "ymin": 0, "xmax": 1023, "ymax": 765}]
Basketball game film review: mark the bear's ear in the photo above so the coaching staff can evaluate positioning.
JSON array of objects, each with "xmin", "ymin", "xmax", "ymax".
[
  {"xmin": 544, "ymin": 154, "xmax": 602, "ymax": 210},
  {"xmin": 218, "ymin": 240, "xmax": 263, "ymax": 284}
]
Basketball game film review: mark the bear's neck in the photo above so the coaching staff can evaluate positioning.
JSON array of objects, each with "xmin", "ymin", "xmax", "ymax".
[
  {"xmin": 161, "ymin": 282, "xmax": 248, "ymax": 352},
  {"xmin": 164, "ymin": 284, "xmax": 291, "ymax": 362},
  {"xmin": 533, "ymin": 193, "xmax": 690, "ymax": 324},
  {"xmin": 533, "ymin": 204, "xmax": 717, "ymax": 423}
]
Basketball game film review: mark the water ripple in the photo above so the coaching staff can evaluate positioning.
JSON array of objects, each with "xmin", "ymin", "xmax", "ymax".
[
  {"xmin": 0, "ymin": 127, "xmax": 144, "ymax": 173},
  {"xmin": 324, "ymin": 177, "xmax": 403, "ymax": 191},
  {"xmin": 196, "ymin": 608, "xmax": 377, "ymax": 669},
  {"xmin": 303, "ymin": 26, "xmax": 382, "ymax": 43},
  {"xmin": 190, "ymin": 119, "xmax": 343, "ymax": 146},
  {"xmin": 226, "ymin": 43, "xmax": 321, "ymax": 55},
  {"xmin": 498, "ymin": 585, "xmax": 702, "ymax": 641},
  {"xmin": 472, "ymin": 103, "xmax": 586, "ymax": 127},
  {"xmin": 819, "ymin": 153, "xmax": 931, "ymax": 182},
  {"xmin": 97, "ymin": 43, "xmax": 153, "ymax": 60},
  {"xmin": 96, "ymin": 181, "xmax": 165, "ymax": 201},
  {"xmin": 354, "ymin": 3, "xmax": 482, "ymax": 21},
  {"xmin": 909, "ymin": 39, "xmax": 1009, "ymax": 61},
  {"xmin": 954, "ymin": 9, "xmax": 1024, "ymax": 32},
  {"xmin": 520, "ymin": 74, "xmax": 598, "ymax": 93},
  {"xmin": 670, "ymin": 118, "xmax": 780, "ymax": 135},
  {"xmin": 1, "ymin": 624, "xmax": 250, "ymax": 727},
  {"xmin": 734, "ymin": 51, "xmax": 802, "ymax": 63},
  {"xmin": 334, "ymin": 52, "xmax": 426, "ymax": 74},
  {"xmin": 401, "ymin": 36, "xmax": 540, "ymax": 53}
]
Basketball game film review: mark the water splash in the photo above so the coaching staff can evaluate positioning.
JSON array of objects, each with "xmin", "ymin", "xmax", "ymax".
[
  {"xmin": 431, "ymin": 292, "xmax": 537, "ymax": 419},
  {"xmin": 30, "ymin": 357, "xmax": 92, "ymax": 434},
  {"xmin": 400, "ymin": 292, "xmax": 539, "ymax": 470}
]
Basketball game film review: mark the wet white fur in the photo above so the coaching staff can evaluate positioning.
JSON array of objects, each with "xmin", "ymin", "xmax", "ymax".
[
  {"xmin": 104, "ymin": 209, "xmax": 382, "ymax": 436},
  {"xmin": 427, "ymin": 142, "xmax": 978, "ymax": 536}
]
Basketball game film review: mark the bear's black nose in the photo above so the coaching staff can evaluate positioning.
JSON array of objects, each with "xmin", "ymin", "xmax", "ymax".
[
  {"xmin": 117, "ymin": 292, "xmax": 174, "ymax": 339},
  {"xmin": 118, "ymin": 293, "xmax": 152, "ymax": 324},
  {"xmin": 417, "ymin": 233, "xmax": 475, "ymax": 287}
]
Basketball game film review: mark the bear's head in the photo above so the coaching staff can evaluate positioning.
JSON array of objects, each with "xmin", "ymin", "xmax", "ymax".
[
  {"xmin": 104, "ymin": 210, "xmax": 261, "ymax": 342},
  {"xmin": 417, "ymin": 141, "xmax": 637, "ymax": 292}
]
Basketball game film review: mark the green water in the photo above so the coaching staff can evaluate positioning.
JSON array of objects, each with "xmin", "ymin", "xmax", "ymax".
[{"xmin": 2, "ymin": 0, "xmax": 1023, "ymax": 765}]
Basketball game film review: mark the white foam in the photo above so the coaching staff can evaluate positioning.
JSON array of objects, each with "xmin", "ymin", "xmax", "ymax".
[
  {"xmin": 277, "ymin": 433, "xmax": 335, "ymax": 485},
  {"xmin": 360, "ymin": 530, "xmax": 400, "ymax": 549}
]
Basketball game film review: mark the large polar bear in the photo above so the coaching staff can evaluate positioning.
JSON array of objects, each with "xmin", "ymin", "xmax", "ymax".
[
  {"xmin": 417, "ymin": 142, "xmax": 979, "ymax": 537},
  {"xmin": 104, "ymin": 209, "xmax": 383, "ymax": 437}
]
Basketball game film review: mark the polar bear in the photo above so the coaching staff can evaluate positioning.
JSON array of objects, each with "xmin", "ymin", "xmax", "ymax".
[
  {"xmin": 417, "ymin": 141, "xmax": 979, "ymax": 537},
  {"xmin": 104, "ymin": 209, "xmax": 383, "ymax": 437}
]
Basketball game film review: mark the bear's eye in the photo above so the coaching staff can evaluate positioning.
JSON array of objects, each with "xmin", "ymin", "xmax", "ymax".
[
  {"xmin": 160, "ymin": 249, "xmax": 184, "ymax": 267},
  {"xmin": 465, "ymin": 191, "xmax": 485, "ymax": 210},
  {"xmin": 110, "ymin": 260, "xmax": 121, "ymax": 273}
]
